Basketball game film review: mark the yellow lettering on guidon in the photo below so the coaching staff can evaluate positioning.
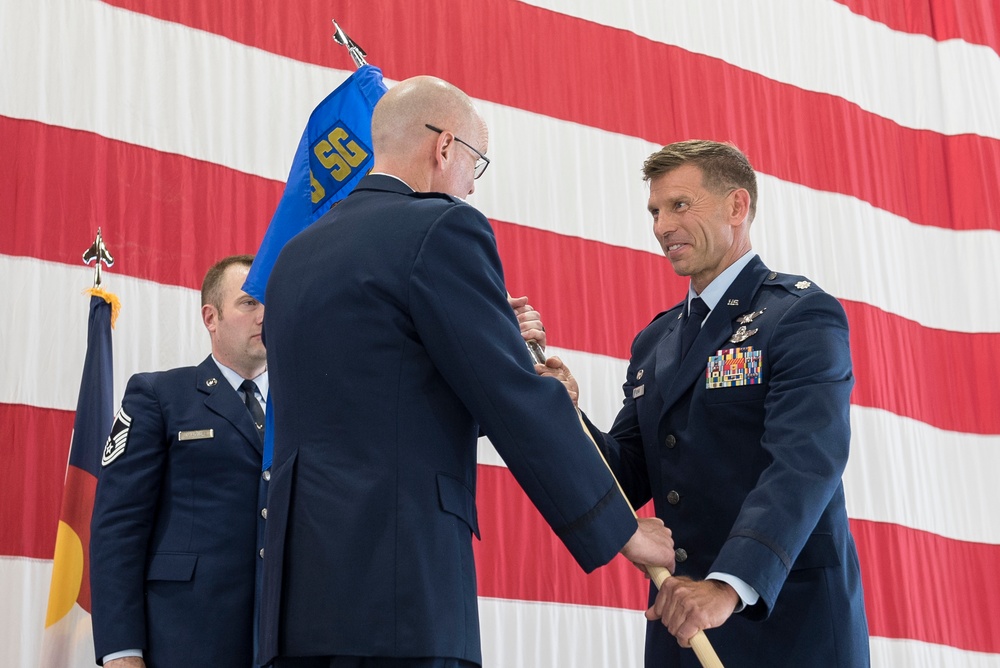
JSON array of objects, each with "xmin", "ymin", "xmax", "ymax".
[
  {"xmin": 314, "ymin": 127, "xmax": 369, "ymax": 182},
  {"xmin": 310, "ymin": 126, "xmax": 370, "ymax": 204},
  {"xmin": 328, "ymin": 127, "xmax": 368, "ymax": 168},
  {"xmin": 310, "ymin": 170, "xmax": 326, "ymax": 204}
]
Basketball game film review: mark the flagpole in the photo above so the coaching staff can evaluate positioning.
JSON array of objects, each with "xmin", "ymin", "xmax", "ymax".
[
  {"xmin": 83, "ymin": 227, "xmax": 114, "ymax": 288},
  {"xmin": 40, "ymin": 230, "xmax": 117, "ymax": 667},
  {"xmin": 82, "ymin": 228, "xmax": 121, "ymax": 325},
  {"xmin": 527, "ymin": 336, "xmax": 724, "ymax": 663},
  {"xmin": 332, "ymin": 20, "xmax": 368, "ymax": 68},
  {"xmin": 574, "ymin": 413, "xmax": 725, "ymax": 668}
]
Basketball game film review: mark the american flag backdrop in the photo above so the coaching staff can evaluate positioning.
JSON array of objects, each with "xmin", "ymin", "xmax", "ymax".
[{"xmin": 2, "ymin": 1, "xmax": 1000, "ymax": 666}]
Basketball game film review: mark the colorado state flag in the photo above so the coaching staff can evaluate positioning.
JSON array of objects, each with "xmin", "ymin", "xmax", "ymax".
[
  {"xmin": 243, "ymin": 64, "xmax": 388, "ymax": 302},
  {"xmin": 39, "ymin": 290, "xmax": 116, "ymax": 667}
]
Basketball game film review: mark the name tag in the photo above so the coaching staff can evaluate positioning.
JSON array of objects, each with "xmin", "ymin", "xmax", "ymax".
[
  {"xmin": 632, "ymin": 385, "xmax": 645, "ymax": 399},
  {"xmin": 178, "ymin": 429, "xmax": 214, "ymax": 441}
]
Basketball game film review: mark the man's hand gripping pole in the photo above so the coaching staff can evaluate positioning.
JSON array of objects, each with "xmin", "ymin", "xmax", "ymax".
[{"xmin": 525, "ymin": 341, "xmax": 725, "ymax": 668}]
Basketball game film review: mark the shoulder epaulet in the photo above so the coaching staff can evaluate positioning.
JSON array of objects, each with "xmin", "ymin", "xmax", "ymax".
[{"xmin": 763, "ymin": 270, "xmax": 822, "ymax": 296}]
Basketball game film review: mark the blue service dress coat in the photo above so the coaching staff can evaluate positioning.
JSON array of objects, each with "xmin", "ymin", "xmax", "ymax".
[
  {"xmin": 90, "ymin": 356, "xmax": 266, "ymax": 667},
  {"xmin": 258, "ymin": 174, "xmax": 638, "ymax": 666},
  {"xmin": 583, "ymin": 256, "xmax": 870, "ymax": 667}
]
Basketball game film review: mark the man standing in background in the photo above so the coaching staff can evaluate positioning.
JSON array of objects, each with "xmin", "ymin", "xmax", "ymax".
[{"xmin": 90, "ymin": 255, "xmax": 269, "ymax": 667}]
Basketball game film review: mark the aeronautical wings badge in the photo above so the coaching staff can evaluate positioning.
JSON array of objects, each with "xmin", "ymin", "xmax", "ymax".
[
  {"xmin": 736, "ymin": 308, "xmax": 766, "ymax": 325},
  {"xmin": 729, "ymin": 325, "xmax": 758, "ymax": 344}
]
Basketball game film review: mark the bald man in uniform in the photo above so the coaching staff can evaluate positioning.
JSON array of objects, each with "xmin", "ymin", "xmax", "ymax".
[{"xmin": 258, "ymin": 76, "xmax": 677, "ymax": 668}]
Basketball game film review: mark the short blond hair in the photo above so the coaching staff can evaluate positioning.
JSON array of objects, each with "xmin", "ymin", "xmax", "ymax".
[
  {"xmin": 200, "ymin": 255, "xmax": 254, "ymax": 310},
  {"xmin": 642, "ymin": 140, "xmax": 757, "ymax": 222}
]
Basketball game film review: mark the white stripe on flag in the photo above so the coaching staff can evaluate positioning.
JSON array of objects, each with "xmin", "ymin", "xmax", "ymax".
[
  {"xmin": 7, "ymin": 257, "xmax": 1000, "ymax": 546},
  {"xmin": 5, "ymin": 0, "xmax": 999, "ymax": 332},
  {"xmin": 479, "ymin": 596, "xmax": 645, "ymax": 667},
  {"xmin": 869, "ymin": 636, "xmax": 1000, "ymax": 668},
  {"xmin": 518, "ymin": 0, "xmax": 1000, "ymax": 138},
  {"xmin": 0, "ymin": 556, "xmax": 52, "ymax": 668}
]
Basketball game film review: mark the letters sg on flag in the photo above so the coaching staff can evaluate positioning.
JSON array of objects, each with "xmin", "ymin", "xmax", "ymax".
[{"xmin": 243, "ymin": 64, "xmax": 387, "ymax": 302}]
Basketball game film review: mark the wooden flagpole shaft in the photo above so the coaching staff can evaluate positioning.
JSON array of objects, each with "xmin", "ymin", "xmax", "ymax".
[
  {"xmin": 520, "ymin": 303, "xmax": 722, "ymax": 665},
  {"xmin": 575, "ymin": 411, "xmax": 725, "ymax": 668}
]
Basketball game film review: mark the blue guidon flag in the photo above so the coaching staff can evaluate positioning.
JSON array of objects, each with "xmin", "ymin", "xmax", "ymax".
[{"xmin": 242, "ymin": 64, "xmax": 388, "ymax": 302}]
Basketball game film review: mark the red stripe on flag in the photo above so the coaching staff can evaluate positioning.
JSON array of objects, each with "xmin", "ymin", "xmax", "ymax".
[
  {"xmin": 844, "ymin": 301, "xmax": 998, "ymax": 435},
  {"xmin": 5, "ymin": 117, "xmax": 999, "ymax": 435},
  {"xmin": 100, "ymin": 0, "xmax": 1000, "ymax": 234},
  {"xmin": 59, "ymin": 465, "xmax": 97, "ymax": 612},
  {"xmin": 474, "ymin": 463, "xmax": 650, "ymax": 610},
  {"xmin": 8, "ymin": 403, "xmax": 1000, "ymax": 652},
  {"xmin": 0, "ymin": 403, "xmax": 75, "ymax": 559},
  {"xmin": 497, "ymin": 222, "xmax": 1000, "ymax": 436},
  {"xmin": 834, "ymin": 0, "xmax": 1000, "ymax": 55},
  {"xmin": 477, "ymin": 464, "xmax": 1000, "ymax": 653},
  {"xmin": 854, "ymin": 518, "xmax": 1000, "ymax": 654},
  {"xmin": 0, "ymin": 116, "xmax": 280, "ymax": 290},
  {"xmin": 494, "ymin": 221, "xmax": 687, "ymax": 360}
]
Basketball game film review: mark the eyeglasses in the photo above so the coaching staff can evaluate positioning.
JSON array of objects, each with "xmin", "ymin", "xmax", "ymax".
[{"xmin": 425, "ymin": 124, "xmax": 490, "ymax": 179}]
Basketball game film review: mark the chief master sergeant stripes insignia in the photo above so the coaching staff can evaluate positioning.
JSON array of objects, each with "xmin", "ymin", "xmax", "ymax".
[{"xmin": 102, "ymin": 407, "xmax": 132, "ymax": 466}]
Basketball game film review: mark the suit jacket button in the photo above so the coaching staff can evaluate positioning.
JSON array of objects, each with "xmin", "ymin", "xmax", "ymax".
[
  {"xmin": 262, "ymin": 469, "xmax": 271, "ymax": 481},
  {"xmin": 675, "ymin": 548, "xmax": 688, "ymax": 563},
  {"xmin": 261, "ymin": 507, "xmax": 268, "ymax": 519},
  {"xmin": 664, "ymin": 435, "xmax": 676, "ymax": 449},
  {"xmin": 259, "ymin": 548, "xmax": 265, "ymax": 559},
  {"xmin": 666, "ymin": 490, "xmax": 680, "ymax": 505}
]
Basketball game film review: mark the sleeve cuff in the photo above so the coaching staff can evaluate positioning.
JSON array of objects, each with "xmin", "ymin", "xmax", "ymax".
[
  {"xmin": 707, "ymin": 571, "xmax": 760, "ymax": 613},
  {"xmin": 103, "ymin": 649, "xmax": 143, "ymax": 663}
]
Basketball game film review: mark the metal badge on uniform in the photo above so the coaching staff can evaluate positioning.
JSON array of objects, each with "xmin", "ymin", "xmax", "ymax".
[
  {"xmin": 632, "ymin": 385, "xmax": 645, "ymax": 399},
  {"xmin": 795, "ymin": 280, "xmax": 812, "ymax": 290},
  {"xmin": 729, "ymin": 325, "xmax": 758, "ymax": 344},
  {"xmin": 736, "ymin": 308, "xmax": 765, "ymax": 325},
  {"xmin": 102, "ymin": 407, "xmax": 132, "ymax": 466},
  {"xmin": 636, "ymin": 369, "xmax": 644, "ymax": 380},
  {"xmin": 706, "ymin": 347, "xmax": 763, "ymax": 389},
  {"xmin": 178, "ymin": 429, "xmax": 215, "ymax": 441}
]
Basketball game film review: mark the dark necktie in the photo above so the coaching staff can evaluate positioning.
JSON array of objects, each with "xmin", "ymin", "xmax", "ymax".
[
  {"xmin": 240, "ymin": 379, "xmax": 265, "ymax": 439},
  {"xmin": 679, "ymin": 297, "xmax": 710, "ymax": 359}
]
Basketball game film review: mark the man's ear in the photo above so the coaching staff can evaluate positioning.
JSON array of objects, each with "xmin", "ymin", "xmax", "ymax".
[
  {"xmin": 729, "ymin": 188, "xmax": 751, "ymax": 226},
  {"xmin": 202, "ymin": 303, "xmax": 218, "ymax": 333},
  {"xmin": 432, "ymin": 130, "xmax": 455, "ymax": 171}
]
